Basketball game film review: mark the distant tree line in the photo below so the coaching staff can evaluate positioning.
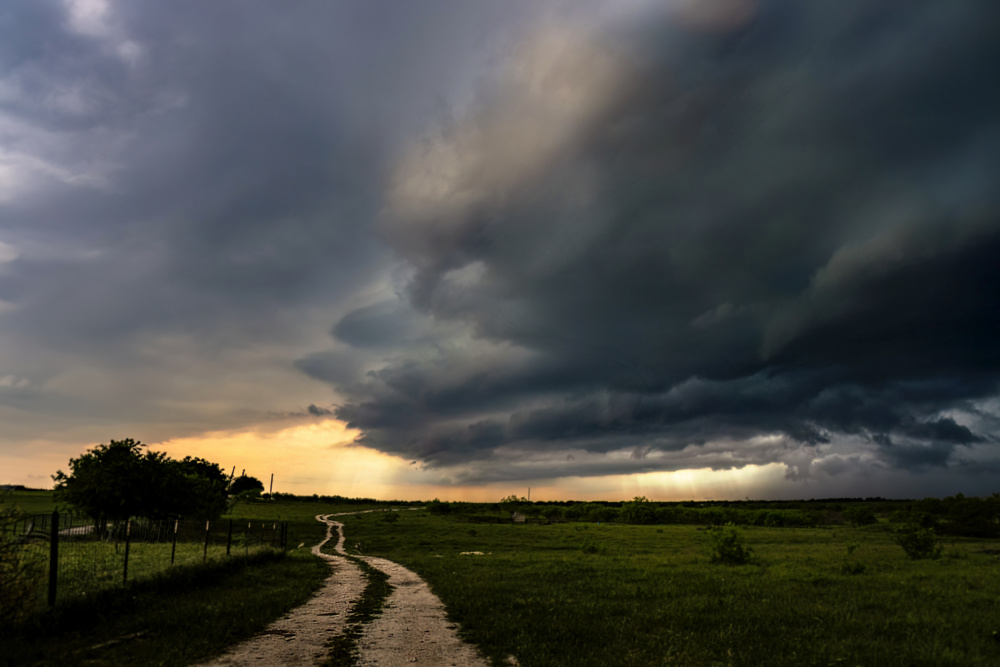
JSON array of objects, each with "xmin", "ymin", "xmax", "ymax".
[
  {"xmin": 423, "ymin": 494, "xmax": 1000, "ymax": 537},
  {"xmin": 265, "ymin": 492, "xmax": 420, "ymax": 506}
]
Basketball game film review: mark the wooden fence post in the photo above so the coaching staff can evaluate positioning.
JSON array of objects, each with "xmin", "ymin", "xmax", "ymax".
[
  {"xmin": 203, "ymin": 520, "xmax": 210, "ymax": 562},
  {"xmin": 226, "ymin": 519, "xmax": 233, "ymax": 556},
  {"xmin": 47, "ymin": 510, "xmax": 59, "ymax": 607}
]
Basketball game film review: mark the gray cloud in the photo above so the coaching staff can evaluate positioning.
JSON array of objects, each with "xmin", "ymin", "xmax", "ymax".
[
  {"xmin": 316, "ymin": 1, "xmax": 1000, "ymax": 486},
  {"xmin": 0, "ymin": 0, "xmax": 548, "ymax": 448},
  {"xmin": 3, "ymin": 1, "xmax": 999, "ymax": 497}
]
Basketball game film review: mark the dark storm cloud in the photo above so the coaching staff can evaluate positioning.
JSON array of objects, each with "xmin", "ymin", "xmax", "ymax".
[
  {"xmin": 317, "ymin": 0, "xmax": 1000, "ymax": 482},
  {"xmin": 0, "ymin": 0, "xmax": 545, "ymax": 444}
]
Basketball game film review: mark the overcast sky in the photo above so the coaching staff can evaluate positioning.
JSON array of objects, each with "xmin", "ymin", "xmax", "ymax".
[{"xmin": 2, "ymin": 0, "xmax": 999, "ymax": 500}]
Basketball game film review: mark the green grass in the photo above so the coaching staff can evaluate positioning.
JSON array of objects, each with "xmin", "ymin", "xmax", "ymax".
[
  {"xmin": 3, "ymin": 490, "xmax": 60, "ymax": 515},
  {"xmin": 338, "ymin": 512, "xmax": 1000, "ymax": 667},
  {"xmin": 2, "ymin": 549, "xmax": 331, "ymax": 667},
  {"xmin": 223, "ymin": 497, "xmax": 392, "ymax": 548}
]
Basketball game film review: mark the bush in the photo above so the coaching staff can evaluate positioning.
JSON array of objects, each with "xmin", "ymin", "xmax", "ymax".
[
  {"xmin": 893, "ymin": 523, "xmax": 942, "ymax": 560},
  {"xmin": 708, "ymin": 523, "xmax": 756, "ymax": 565},
  {"xmin": 427, "ymin": 499, "xmax": 452, "ymax": 515},
  {"xmin": 839, "ymin": 543, "xmax": 867, "ymax": 575},
  {"xmin": 620, "ymin": 496, "xmax": 657, "ymax": 525},
  {"xmin": 844, "ymin": 506, "xmax": 879, "ymax": 527}
]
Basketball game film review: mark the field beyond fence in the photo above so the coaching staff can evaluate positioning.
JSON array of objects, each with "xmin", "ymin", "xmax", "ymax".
[{"xmin": 5, "ymin": 511, "xmax": 288, "ymax": 611}]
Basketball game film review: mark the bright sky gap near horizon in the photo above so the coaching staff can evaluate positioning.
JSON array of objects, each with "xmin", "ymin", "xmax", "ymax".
[{"xmin": 1, "ymin": 0, "xmax": 999, "ymax": 501}]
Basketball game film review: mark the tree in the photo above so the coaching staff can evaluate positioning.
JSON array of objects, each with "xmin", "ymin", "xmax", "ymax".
[
  {"xmin": 171, "ymin": 457, "xmax": 230, "ymax": 520},
  {"xmin": 229, "ymin": 475, "xmax": 265, "ymax": 496},
  {"xmin": 499, "ymin": 495, "xmax": 529, "ymax": 516},
  {"xmin": 52, "ymin": 438, "xmax": 229, "ymax": 522}
]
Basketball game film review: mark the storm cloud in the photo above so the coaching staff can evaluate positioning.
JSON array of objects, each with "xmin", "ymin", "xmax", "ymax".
[
  {"xmin": 315, "ymin": 1, "xmax": 1000, "ymax": 485},
  {"xmin": 2, "ymin": 1, "xmax": 999, "ymax": 496}
]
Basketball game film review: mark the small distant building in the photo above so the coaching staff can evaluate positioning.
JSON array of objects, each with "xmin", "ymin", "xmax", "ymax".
[{"xmin": 511, "ymin": 512, "xmax": 526, "ymax": 523}]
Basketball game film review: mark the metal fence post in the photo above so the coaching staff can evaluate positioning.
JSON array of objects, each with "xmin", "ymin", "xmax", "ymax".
[
  {"xmin": 123, "ymin": 519, "xmax": 132, "ymax": 585},
  {"xmin": 48, "ymin": 510, "xmax": 59, "ymax": 607},
  {"xmin": 171, "ymin": 519, "xmax": 179, "ymax": 565}
]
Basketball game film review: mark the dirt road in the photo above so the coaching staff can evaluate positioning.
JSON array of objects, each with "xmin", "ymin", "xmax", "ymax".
[{"xmin": 198, "ymin": 512, "xmax": 488, "ymax": 666}]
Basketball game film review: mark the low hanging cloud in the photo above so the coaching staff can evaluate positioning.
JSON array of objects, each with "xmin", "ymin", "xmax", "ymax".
[{"xmin": 305, "ymin": 0, "xmax": 1000, "ymax": 484}]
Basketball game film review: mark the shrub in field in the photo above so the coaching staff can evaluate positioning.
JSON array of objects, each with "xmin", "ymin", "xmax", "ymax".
[
  {"xmin": 427, "ymin": 499, "xmax": 453, "ymax": 515},
  {"xmin": 893, "ymin": 523, "xmax": 942, "ymax": 560},
  {"xmin": 839, "ymin": 543, "xmax": 867, "ymax": 575},
  {"xmin": 381, "ymin": 511, "xmax": 399, "ymax": 524},
  {"xmin": 844, "ymin": 506, "xmax": 879, "ymax": 527},
  {"xmin": 708, "ymin": 523, "xmax": 756, "ymax": 565},
  {"xmin": 228, "ymin": 475, "xmax": 264, "ymax": 496}
]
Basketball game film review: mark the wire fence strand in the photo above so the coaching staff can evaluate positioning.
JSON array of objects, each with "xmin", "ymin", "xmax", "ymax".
[{"xmin": 1, "ymin": 511, "xmax": 287, "ymax": 612}]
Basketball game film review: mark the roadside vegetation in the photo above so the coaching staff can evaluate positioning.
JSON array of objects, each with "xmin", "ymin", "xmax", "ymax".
[
  {"xmin": 1, "ymin": 492, "xmax": 389, "ymax": 666},
  {"xmin": 2, "ymin": 549, "xmax": 329, "ymax": 666}
]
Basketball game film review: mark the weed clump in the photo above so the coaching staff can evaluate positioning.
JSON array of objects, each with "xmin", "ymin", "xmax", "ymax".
[
  {"xmin": 708, "ymin": 523, "xmax": 756, "ymax": 565},
  {"xmin": 893, "ymin": 523, "xmax": 942, "ymax": 560},
  {"xmin": 839, "ymin": 543, "xmax": 867, "ymax": 575}
]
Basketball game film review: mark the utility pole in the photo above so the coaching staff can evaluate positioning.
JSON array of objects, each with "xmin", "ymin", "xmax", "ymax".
[{"xmin": 269, "ymin": 473, "xmax": 274, "ymax": 496}]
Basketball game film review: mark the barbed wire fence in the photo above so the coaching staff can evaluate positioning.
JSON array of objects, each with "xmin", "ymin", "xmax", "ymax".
[{"xmin": 2, "ymin": 511, "xmax": 287, "ymax": 612}]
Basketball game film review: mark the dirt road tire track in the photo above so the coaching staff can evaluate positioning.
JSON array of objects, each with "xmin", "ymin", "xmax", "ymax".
[
  {"xmin": 197, "ymin": 512, "xmax": 488, "ymax": 666},
  {"xmin": 195, "ymin": 514, "xmax": 365, "ymax": 667}
]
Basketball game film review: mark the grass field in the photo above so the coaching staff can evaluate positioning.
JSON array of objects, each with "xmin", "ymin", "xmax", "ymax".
[
  {"xmin": 2, "ymin": 549, "xmax": 331, "ymax": 666},
  {"xmin": 3, "ymin": 489, "xmax": 61, "ymax": 515},
  {"xmin": 337, "ymin": 510, "xmax": 1000, "ymax": 667},
  {"xmin": 1, "ymin": 494, "xmax": 389, "ymax": 666},
  {"xmin": 9, "ymin": 491, "xmax": 1000, "ymax": 666}
]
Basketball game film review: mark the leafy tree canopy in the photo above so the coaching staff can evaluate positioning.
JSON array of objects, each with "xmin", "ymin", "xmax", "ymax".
[
  {"xmin": 228, "ymin": 474, "xmax": 265, "ymax": 496},
  {"xmin": 52, "ymin": 438, "xmax": 229, "ymax": 522}
]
